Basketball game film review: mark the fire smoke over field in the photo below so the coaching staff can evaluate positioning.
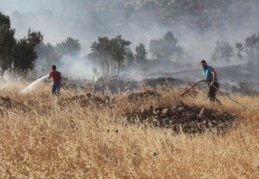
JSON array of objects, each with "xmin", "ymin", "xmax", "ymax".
[{"xmin": 1, "ymin": 0, "xmax": 259, "ymax": 85}]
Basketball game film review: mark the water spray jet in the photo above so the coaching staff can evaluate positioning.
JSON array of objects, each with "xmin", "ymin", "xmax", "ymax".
[{"xmin": 21, "ymin": 75, "xmax": 49, "ymax": 94}]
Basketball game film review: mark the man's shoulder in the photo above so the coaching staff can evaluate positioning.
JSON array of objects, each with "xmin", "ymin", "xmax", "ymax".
[
  {"xmin": 56, "ymin": 71, "xmax": 62, "ymax": 77},
  {"xmin": 53, "ymin": 71, "xmax": 61, "ymax": 74},
  {"xmin": 207, "ymin": 65, "xmax": 214, "ymax": 71}
]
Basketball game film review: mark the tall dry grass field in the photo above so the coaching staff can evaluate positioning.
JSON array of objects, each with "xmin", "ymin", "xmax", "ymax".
[{"xmin": 0, "ymin": 83, "xmax": 258, "ymax": 178}]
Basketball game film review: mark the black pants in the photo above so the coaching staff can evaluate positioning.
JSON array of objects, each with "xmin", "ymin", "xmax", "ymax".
[{"xmin": 208, "ymin": 82, "xmax": 219, "ymax": 102}]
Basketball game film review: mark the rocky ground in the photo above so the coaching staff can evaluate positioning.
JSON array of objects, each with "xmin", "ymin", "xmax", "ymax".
[
  {"xmin": 127, "ymin": 90, "xmax": 161, "ymax": 102},
  {"xmin": 126, "ymin": 100, "xmax": 236, "ymax": 134}
]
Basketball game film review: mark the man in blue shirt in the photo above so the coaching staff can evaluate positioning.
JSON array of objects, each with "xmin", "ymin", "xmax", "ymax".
[{"xmin": 201, "ymin": 60, "xmax": 219, "ymax": 102}]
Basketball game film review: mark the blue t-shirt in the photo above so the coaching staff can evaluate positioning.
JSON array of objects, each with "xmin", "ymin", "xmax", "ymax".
[{"xmin": 202, "ymin": 65, "xmax": 217, "ymax": 82}]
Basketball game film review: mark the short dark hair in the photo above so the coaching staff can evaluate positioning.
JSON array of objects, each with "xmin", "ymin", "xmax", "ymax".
[
  {"xmin": 52, "ymin": 65, "xmax": 56, "ymax": 70},
  {"xmin": 201, "ymin": 60, "xmax": 206, "ymax": 63}
]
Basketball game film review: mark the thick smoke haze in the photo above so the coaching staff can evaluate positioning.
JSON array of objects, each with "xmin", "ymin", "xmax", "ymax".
[{"xmin": 1, "ymin": 0, "xmax": 259, "ymax": 84}]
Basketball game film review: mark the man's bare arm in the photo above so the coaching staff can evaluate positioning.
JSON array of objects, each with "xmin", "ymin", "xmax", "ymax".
[{"xmin": 211, "ymin": 70, "xmax": 217, "ymax": 85}]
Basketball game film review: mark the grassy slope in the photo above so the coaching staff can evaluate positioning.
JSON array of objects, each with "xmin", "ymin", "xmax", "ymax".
[{"xmin": 0, "ymin": 84, "xmax": 258, "ymax": 178}]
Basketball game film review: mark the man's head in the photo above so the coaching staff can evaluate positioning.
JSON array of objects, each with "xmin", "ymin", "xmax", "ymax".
[
  {"xmin": 52, "ymin": 65, "xmax": 56, "ymax": 71},
  {"xmin": 201, "ymin": 60, "xmax": 207, "ymax": 69}
]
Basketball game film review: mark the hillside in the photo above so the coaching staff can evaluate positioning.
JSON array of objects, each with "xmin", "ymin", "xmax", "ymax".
[{"xmin": 84, "ymin": 0, "xmax": 259, "ymax": 34}]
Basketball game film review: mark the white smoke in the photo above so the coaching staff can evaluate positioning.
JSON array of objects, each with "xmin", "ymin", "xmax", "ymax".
[{"xmin": 59, "ymin": 55, "xmax": 95, "ymax": 80}]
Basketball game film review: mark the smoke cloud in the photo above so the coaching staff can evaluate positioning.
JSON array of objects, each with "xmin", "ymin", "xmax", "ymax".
[{"xmin": 1, "ymin": 0, "xmax": 259, "ymax": 85}]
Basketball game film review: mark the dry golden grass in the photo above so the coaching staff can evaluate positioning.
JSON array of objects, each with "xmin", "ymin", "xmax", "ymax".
[{"xmin": 0, "ymin": 83, "xmax": 258, "ymax": 178}]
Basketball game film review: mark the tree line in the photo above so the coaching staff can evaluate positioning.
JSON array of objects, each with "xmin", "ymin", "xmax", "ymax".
[
  {"xmin": 211, "ymin": 33, "xmax": 259, "ymax": 62},
  {"xmin": 88, "ymin": 31, "xmax": 183, "ymax": 76},
  {"xmin": 0, "ymin": 12, "xmax": 81, "ymax": 75},
  {"xmin": 0, "ymin": 11, "xmax": 184, "ymax": 76},
  {"xmin": 2, "ymin": 10, "xmax": 259, "ymax": 78},
  {"xmin": 0, "ymin": 12, "xmax": 43, "ymax": 72}
]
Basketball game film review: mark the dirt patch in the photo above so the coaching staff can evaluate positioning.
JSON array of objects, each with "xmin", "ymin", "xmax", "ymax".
[{"xmin": 126, "ymin": 101, "xmax": 237, "ymax": 134}]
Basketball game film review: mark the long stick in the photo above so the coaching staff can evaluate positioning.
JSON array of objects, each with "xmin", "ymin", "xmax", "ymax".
[
  {"xmin": 60, "ymin": 84, "xmax": 73, "ymax": 97},
  {"xmin": 178, "ymin": 80, "xmax": 204, "ymax": 98}
]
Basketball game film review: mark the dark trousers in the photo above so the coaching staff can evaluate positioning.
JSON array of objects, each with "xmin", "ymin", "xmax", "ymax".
[
  {"xmin": 208, "ymin": 82, "xmax": 219, "ymax": 102},
  {"xmin": 52, "ymin": 81, "xmax": 61, "ymax": 96}
]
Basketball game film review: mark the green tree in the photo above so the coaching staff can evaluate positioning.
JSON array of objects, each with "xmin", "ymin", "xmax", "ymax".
[
  {"xmin": 245, "ymin": 33, "xmax": 259, "ymax": 60},
  {"xmin": 36, "ymin": 36, "xmax": 80, "ymax": 69},
  {"xmin": 0, "ymin": 12, "xmax": 43, "ymax": 72},
  {"xmin": 0, "ymin": 12, "xmax": 16, "ymax": 71},
  {"xmin": 236, "ymin": 42, "xmax": 244, "ymax": 60},
  {"xmin": 36, "ymin": 42, "xmax": 60, "ymax": 67},
  {"xmin": 88, "ymin": 36, "xmax": 112, "ymax": 75},
  {"xmin": 125, "ymin": 47, "xmax": 134, "ymax": 66},
  {"xmin": 88, "ymin": 35, "xmax": 131, "ymax": 76},
  {"xmin": 211, "ymin": 41, "xmax": 234, "ymax": 62},
  {"xmin": 27, "ymin": 29, "xmax": 44, "ymax": 47},
  {"xmin": 14, "ymin": 39, "xmax": 37, "ymax": 71},
  {"xmin": 56, "ymin": 37, "xmax": 81, "ymax": 56},
  {"xmin": 14, "ymin": 30, "xmax": 43, "ymax": 71},
  {"xmin": 135, "ymin": 43, "xmax": 148, "ymax": 62},
  {"xmin": 110, "ymin": 35, "xmax": 131, "ymax": 74},
  {"xmin": 149, "ymin": 31, "xmax": 183, "ymax": 60}
]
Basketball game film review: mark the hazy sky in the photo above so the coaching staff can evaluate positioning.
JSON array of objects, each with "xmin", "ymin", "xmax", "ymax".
[
  {"xmin": 0, "ymin": 0, "xmax": 90, "ymax": 45},
  {"xmin": 0, "ymin": 0, "xmax": 82, "ymax": 13}
]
